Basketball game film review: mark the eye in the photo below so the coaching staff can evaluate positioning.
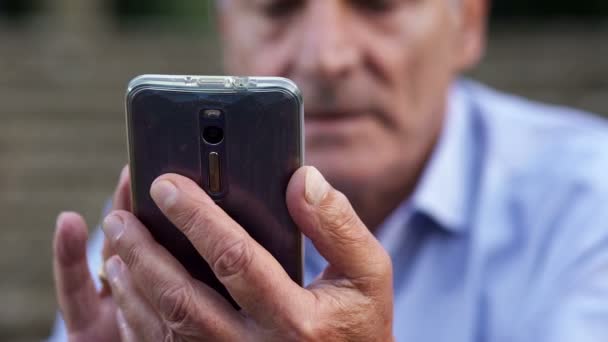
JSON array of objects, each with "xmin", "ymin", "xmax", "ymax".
[
  {"xmin": 351, "ymin": 0, "xmax": 398, "ymax": 13},
  {"xmin": 259, "ymin": 0, "xmax": 304, "ymax": 18}
]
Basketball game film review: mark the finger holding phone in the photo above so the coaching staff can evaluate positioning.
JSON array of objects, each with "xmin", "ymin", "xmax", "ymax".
[
  {"xmin": 103, "ymin": 166, "xmax": 395, "ymax": 341},
  {"xmin": 53, "ymin": 75, "xmax": 395, "ymax": 341},
  {"xmin": 110, "ymin": 75, "xmax": 394, "ymax": 341}
]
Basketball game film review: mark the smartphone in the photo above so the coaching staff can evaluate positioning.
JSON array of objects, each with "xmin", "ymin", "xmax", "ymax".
[{"xmin": 125, "ymin": 75, "xmax": 304, "ymax": 307}]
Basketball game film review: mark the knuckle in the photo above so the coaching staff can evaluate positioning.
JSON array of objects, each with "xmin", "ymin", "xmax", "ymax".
[
  {"xmin": 161, "ymin": 329, "xmax": 178, "ymax": 342},
  {"xmin": 174, "ymin": 205, "xmax": 207, "ymax": 237},
  {"xmin": 361, "ymin": 249, "xmax": 393, "ymax": 294},
  {"xmin": 161, "ymin": 331, "xmax": 177, "ymax": 342},
  {"xmin": 377, "ymin": 249, "xmax": 393, "ymax": 279},
  {"xmin": 320, "ymin": 190, "xmax": 364, "ymax": 244},
  {"xmin": 286, "ymin": 297, "xmax": 329, "ymax": 341},
  {"xmin": 291, "ymin": 319, "xmax": 331, "ymax": 342},
  {"xmin": 121, "ymin": 241, "xmax": 143, "ymax": 269},
  {"xmin": 212, "ymin": 237, "xmax": 253, "ymax": 279},
  {"xmin": 293, "ymin": 321, "xmax": 316, "ymax": 341},
  {"xmin": 158, "ymin": 284, "xmax": 195, "ymax": 330}
]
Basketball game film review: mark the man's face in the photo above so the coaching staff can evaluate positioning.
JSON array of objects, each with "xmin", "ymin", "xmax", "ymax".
[{"xmin": 219, "ymin": 0, "xmax": 485, "ymax": 196}]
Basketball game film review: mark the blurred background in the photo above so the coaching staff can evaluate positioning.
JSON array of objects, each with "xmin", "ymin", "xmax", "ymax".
[{"xmin": 0, "ymin": 0, "xmax": 607, "ymax": 341}]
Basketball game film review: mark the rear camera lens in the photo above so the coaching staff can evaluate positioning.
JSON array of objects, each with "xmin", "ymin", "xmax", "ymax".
[{"xmin": 203, "ymin": 126, "xmax": 224, "ymax": 145}]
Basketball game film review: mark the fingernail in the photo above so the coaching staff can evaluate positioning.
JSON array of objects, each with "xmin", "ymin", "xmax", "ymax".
[
  {"xmin": 150, "ymin": 180, "xmax": 178, "ymax": 210},
  {"xmin": 103, "ymin": 214, "xmax": 125, "ymax": 242},
  {"xmin": 105, "ymin": 256, "xmax": 123, "ymax": 283},
  {"xmin": 305, "ymin": 167, "xmax": 330, "ymax": 206}
]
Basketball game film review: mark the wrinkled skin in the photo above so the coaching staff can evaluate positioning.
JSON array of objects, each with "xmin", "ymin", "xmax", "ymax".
[
  {"xmin": 220, "ymin": 0, "xmax": 486, "ymax": 228},
  {"xmin": 102, "ymin": 167, "xmax": 395, "ymax": 341},
  {"xmin": 53, "ymin": 0, "xmax": 486, "ymax": 341}
]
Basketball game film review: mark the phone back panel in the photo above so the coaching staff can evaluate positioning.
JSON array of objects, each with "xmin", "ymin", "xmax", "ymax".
[{"xmin": 126, "ymin": 76, "xmax": 303, "ymax": 307}]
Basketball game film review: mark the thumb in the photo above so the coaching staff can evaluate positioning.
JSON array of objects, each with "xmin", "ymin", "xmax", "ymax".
[{"xmin": 286, "ymin": 166, "xmax": 392, "ymax": 287}]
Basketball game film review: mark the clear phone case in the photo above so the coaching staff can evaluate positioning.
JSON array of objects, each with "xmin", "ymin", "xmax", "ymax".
[{"xmin": 126, "ymin": 75, "xmax": 304, "ymax": 308}]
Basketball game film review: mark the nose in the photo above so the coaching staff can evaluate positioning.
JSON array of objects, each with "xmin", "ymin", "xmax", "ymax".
[{"xmin": 296, "ymin": 1, "xmax": 361, "ymax": 81}]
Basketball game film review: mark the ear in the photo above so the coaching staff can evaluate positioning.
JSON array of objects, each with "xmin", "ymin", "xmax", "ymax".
[{"xmin": 454, "ymin": 0, "xmax": 488, "ymax": 71}]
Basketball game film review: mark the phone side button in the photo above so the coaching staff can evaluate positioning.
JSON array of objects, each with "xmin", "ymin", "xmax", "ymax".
[{"xmin": 209, "ymin": 152, "xmax": 222, "ymax": 194}]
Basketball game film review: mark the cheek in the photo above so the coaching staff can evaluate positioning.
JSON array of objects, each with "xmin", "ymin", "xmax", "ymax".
[
  {"xmin": 362, "ymin": 5, "xmax": 456, "ymax": 133},
  {"xmin": 223, "ymin": 18, "xmax": 296, "ymax": 76},
  {"xmin": 249, "ymin": 40, "xmax": 296, "ymax": 75},
  {"xmin": 305, "ymin": 120, "xmax": 412, "ymax": 187}
]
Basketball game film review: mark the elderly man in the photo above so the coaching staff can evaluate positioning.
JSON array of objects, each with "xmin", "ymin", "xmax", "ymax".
[{"xmin": 50, "ymin": 0, "xmax": 608, "ymax": 341}]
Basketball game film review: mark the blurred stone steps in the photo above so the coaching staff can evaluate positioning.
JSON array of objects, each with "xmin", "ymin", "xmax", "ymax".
[{"xmin": 1, "ymin": 22, "xmax": 608, "ymax": 342}]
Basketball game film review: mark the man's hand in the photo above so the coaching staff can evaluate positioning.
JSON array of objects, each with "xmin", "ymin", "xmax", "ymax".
[
  {"xmin": 102, "ymin": 166, "xmax": 395, "ymax": 341},
  {"xmin": 53, "ymin": 166, "xmax": 132, "ymax": 341}
]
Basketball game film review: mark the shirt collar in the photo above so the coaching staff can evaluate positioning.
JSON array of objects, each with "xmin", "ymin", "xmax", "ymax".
[
  {"xmin": 308, "ymin": 81, "xmax": 477, "ymax": 280},
  {"xmin": 409, "ymin": 81, "xmax": 476, "ymax": 234}
]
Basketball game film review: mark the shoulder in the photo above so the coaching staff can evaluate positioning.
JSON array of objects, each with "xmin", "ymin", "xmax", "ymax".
[
  {"xmin": 463, "ymin": 80, "xmax": 608, "ymax": 195},
  {"xmin": 464, "ymin": 81, "xmax": 608, "ymax": 272},
  {"xmin": 459, "ymin": 82, "xmax": 608, "ymax": 332}
]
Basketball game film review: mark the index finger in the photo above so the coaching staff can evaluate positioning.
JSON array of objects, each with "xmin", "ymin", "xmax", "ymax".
[
  {"xmin": 149, "ymin": 174, "xmax": 311, "ymax": 324},
  {"xmin": 102, "ymin": 165, "xmax": 132, "ymax": 282},
  {"xmin": 112, "ymin": 165, "xmax": 132, "ymax": 212},
  {"xmin": 102, "ymin": 210, "xmax": 246, "ymax": 339},
  {"xmin": 53, "ymin": 212, "xmax": 100, "ymax": 332}
]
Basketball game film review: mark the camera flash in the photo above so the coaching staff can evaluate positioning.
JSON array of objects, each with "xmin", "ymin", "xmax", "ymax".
[{"xmin": 204, "ymin": 109, "xmax": 222, "ymax": 119}]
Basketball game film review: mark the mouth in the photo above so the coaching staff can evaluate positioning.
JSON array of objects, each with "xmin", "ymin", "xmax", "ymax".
[
  {"xmin": 305, "ymin": 110, "xmax": 373, "ymax": 137},
  {"xmin": 306, "ymin": 109, "xmax": 367, "ymax": 125}
]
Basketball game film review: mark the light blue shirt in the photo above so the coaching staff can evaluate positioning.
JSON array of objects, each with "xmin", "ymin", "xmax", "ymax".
[{"xmin": 51, "ymin": 80, "xmax": 608, "ymax": 341}]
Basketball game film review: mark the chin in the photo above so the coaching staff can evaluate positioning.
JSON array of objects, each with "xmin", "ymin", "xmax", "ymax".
[{"xmin": 306, "ymin": 147, "xmax": 384, "ymax": 193}]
